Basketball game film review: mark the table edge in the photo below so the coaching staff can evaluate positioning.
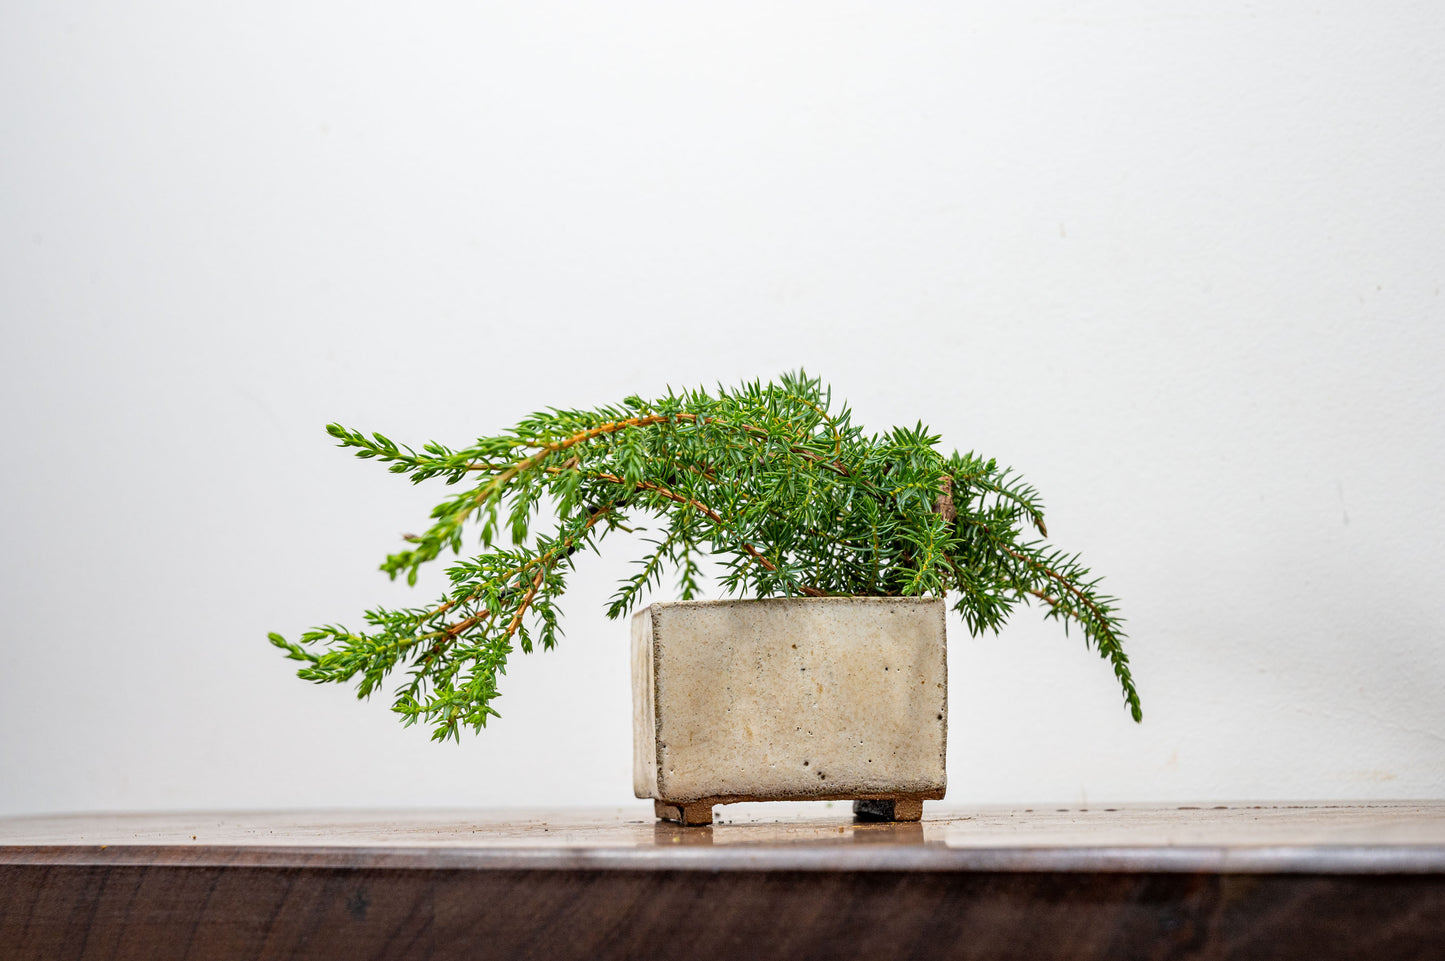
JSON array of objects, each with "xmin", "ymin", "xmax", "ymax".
[{"xmin": 4, "ymin": 842, "xmax": 1444, "ymax": 874}]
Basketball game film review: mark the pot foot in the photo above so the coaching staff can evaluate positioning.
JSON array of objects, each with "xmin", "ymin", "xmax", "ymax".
[
  {"xmin": 654, "ymin": 799, "xmax": 714, "ymax": 826},
  {"xmin": 852, "ymin": 798, "xmax": 924, "ymax": 822}
]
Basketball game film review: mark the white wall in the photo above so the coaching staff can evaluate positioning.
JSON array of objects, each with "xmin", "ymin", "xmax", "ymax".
[{"xmin": 3, "ymin": 1, "xmax": 1442, "ymax": 816}]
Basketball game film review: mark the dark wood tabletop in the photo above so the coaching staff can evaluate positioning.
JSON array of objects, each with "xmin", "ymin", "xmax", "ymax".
[{"xmin": 3, "ymin": 801, "xmax": 1442, "ymax": 960}]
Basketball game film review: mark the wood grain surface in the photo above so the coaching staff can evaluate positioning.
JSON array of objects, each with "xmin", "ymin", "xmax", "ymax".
[{"xmin": 2, "ymin": 803, "xmax": 1443, "ymax": 960}]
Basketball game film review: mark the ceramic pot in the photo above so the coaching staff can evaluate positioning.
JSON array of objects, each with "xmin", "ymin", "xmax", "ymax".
[{"xmin": 631, "ymin": 597, "xmax": 947, "ymax": 825}]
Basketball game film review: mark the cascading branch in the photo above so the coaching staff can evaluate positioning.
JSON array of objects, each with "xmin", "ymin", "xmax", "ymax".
[{"xmin": 270, "ymin": 372, "xmax": 1140, "ymax": 741}]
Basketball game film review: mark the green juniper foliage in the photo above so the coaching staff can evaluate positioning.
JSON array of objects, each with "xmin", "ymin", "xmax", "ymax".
[{"xmin": 270, "ymin": 372, "xmax": 1140, "ymax": 741}]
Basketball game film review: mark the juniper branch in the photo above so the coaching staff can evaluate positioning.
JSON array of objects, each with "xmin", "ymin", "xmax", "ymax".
[{"xmin": 271, "ymin": 371, "xmax": 1142, "ymax": 738}]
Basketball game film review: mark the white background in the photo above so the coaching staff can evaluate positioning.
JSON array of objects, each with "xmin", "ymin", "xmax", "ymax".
[{"xmin": 3, "ymin": 1, "xmax": 1443, "ymax": 816}]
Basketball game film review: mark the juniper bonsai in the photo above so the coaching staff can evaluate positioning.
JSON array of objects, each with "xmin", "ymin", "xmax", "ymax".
[{"xmin": 270, "ymin": 372, "xmax": 1140, "ymax": 740}]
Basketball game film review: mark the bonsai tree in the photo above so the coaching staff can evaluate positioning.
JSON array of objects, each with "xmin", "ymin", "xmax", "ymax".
[{"xmin": 270, "ymin": 372, "xmax": 1140, "ymax": 741}]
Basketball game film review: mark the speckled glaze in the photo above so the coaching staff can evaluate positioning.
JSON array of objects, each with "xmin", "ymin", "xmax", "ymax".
[{"xmin": 632, "ymin": 597, "xmax": 947, "ymax": 821}]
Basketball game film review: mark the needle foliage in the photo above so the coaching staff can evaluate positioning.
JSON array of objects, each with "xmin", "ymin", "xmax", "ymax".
[{"xmin": 270, "ymin": 372, "xmax": 1140, "ymax": 741}]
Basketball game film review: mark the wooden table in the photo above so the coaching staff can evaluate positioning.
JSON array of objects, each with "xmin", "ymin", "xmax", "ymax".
[{"xmin": 3, "ymin": 802, "xmax": 1442, "ymax": 960}]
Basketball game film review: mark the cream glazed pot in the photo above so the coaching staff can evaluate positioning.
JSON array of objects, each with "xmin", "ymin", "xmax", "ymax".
[{"xmin": 631, "ymin": 597, "xmax": 947, "ymax": 826}]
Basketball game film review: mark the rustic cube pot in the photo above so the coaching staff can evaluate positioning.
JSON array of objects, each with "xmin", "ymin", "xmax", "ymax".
[{"xmin": 632, "ymin": 597, "xmax": 947, "ymax": 826}]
